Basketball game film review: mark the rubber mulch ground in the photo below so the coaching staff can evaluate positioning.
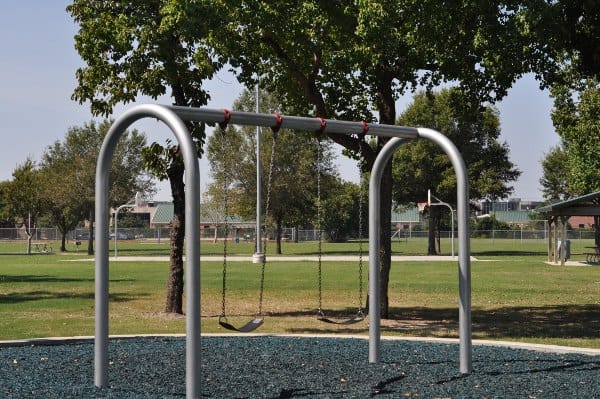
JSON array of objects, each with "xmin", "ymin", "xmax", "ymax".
[{"xmin": 1, "ymin": 336, "xmax": 598, "ymax": 398}]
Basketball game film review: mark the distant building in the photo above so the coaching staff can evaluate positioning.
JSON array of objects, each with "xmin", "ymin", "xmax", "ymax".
[{"xmin": 477, "ymin": 198, "xmax": 543, "ymax": 215}]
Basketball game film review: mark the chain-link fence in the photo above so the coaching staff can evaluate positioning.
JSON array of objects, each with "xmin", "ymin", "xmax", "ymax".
[{"xmin": 0, "ymin": 227, "xmax": 596, "ymax": 243}]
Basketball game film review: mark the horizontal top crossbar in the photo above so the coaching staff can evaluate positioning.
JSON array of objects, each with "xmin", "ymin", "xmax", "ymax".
[{"xmin": 168, "ymin": 106, "xmax": 420, "ymax": 138}]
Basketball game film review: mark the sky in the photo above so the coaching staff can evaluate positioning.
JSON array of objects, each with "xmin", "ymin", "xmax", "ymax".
[{"xmin": 0, "ymin": 1, "xmax": 560, "ymax": 202}]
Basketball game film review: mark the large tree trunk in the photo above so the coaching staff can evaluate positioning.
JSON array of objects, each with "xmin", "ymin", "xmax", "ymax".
[
  {"xmin": 87, "ymin": 209, "xmax": 94, "ymax": 255},
  {"xmin": 378, "ymin": 163, "xmax": 393, "ymax": 318},
  {"xmin": 373, "ymin": 74, "xmax": 396, "ymax": 319},
  {"xmin": 26, "ymin": 231, "xmax": 32, "ymax": 255},
  {"xmin": 428, "ymin": 207, "xmax": 439, "ymax": 255},
  {"xmin": 595, "ymin": 216, "xmax": 600, "ymax": 247},
  {"xmin": 164, "ymin": 157, "xmax": 185, "ymax": 314},
  {"xmin": 60, "ymin": 231, "xmax": 67, "ymax": 252},
  {"xmin": 276, "ymin": 218, "xmax": 283, "ymax": 254}
]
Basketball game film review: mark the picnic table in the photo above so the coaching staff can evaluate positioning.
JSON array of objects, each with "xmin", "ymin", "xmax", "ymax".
[{"xmin": 584, "ymin": 246, "xmax": 600, "ymax": 264}]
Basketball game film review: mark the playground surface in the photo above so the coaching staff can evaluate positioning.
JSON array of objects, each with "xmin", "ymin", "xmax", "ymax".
[{"xmin": 1, "ymin": 335, "xmax": 598, "ymax": 398}]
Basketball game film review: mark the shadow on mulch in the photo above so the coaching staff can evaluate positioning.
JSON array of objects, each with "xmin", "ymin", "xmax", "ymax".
[{"xmin": 282, "ymin": 304, "xmax": 600, "ymax": 341}]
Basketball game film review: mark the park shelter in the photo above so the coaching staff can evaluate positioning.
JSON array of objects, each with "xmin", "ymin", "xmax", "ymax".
[{"xmin": 536, "ymin": 191, "xmax": 600, "ymax": 265}]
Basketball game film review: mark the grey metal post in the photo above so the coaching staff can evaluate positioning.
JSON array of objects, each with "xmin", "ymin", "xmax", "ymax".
[
  {"xmin": 368, "ymin": 137, "xmax": 406, "ymax": 363},
  {"xmin": 368, "ymin": 131, "xmax": 471, "ymax": 374},
  {"xmin": 417, "ymin": 128, "xmax": 472, "ymax": 374},
  {"xmin": 95, "ymin": 104, "xmax": 201, "ymax": 398}
]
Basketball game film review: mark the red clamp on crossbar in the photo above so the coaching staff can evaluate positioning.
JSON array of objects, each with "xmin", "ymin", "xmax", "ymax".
[
  {"xmin": 360, "ymin": 121, "xmax": 369, "ymax": 136},
  {"xmin": 318, "ymin": 117, "xmax": 327, "ymax": 134},
  {"xmin": 272, "ymin": 113, "xmax": 283, "ymax": 133},
  {"xmin": 219, "ymin": 109, "xmax": 231, "ymax": 130}
]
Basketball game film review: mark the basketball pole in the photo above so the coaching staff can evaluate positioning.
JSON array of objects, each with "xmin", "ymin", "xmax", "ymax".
[{"xmin": 427, "ymin": 189, "xmax": 455, "ymax": 258}]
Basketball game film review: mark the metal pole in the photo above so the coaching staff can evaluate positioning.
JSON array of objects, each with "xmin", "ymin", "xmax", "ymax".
[
  {"xmin": 417, "ymin": 128, "xmax": 472, "ymax": 374},
  {"xmin": 95, "ymin": 104, "xmax": 201, "ymax": 398},
  {"xmin": 430, "ymin": 193, "xmax": 456, "ymax": 258},
  {"xmin": 368, "ymin": 137, "xmax": 405, "ymax": 363},
  {"xmin": 114, "ymin": 203, "xmax": 135, "ymax": 258},
  {"xmin": 253, "ymin": 83, "xmax": 265, "ymax": 263}
]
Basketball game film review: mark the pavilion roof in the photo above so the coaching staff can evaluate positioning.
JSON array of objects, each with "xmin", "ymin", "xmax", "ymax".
[{"xmin": 536, "ymin": 191, "xmax": 600, "ymax": 217}]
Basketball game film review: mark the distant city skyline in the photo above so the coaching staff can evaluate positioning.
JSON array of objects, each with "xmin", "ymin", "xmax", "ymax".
[{"xmin": 0, "ymin": 1, "xmax": 560, "ymax": 202}]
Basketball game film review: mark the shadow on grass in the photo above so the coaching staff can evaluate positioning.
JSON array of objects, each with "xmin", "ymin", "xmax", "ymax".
[
  {"xmin": 0, "ymin": 289, "xmax": 147, "ymax": 305},
  {"xmin": 282, "ymin": 304, "xmax": 600, "ymax": 341},
  {"xmin": 0, "ymin": 274, "xmax": 134, "ymax": 284}
]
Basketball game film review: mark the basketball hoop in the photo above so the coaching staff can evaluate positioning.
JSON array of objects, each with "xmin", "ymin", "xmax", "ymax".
[{"xmin": 417, "ymin": 202, "xmax": 429, "ymax": 214}]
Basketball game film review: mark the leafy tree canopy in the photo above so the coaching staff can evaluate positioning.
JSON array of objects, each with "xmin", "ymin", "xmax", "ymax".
[
  {"xmin": 206, "ymin": 89, "xmax": 340, "ymax": 251},
  {"xmin": 550, "ymin": 83, "xmax": 600, "ymax": 196},
  {"xmin": 392, "ymin": 88, "xmax": 521, "ymax": 206},
  {"xmin": 540, "ymin": 145, "xmax": 570, "ymax": 202}
]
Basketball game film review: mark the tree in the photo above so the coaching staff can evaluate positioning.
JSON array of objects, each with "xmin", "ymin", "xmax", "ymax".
[
  {"xmin": 551, "ymin": 84, "xmax": 600, "ymax": 195},
  {"xmin": 392, "ymin": 89, "xmax": 520, "ymax": 254},
  {"xmin": 67, "ymin": 0, "xmax": 226, "ymax": 313},
  {"xmin": 549, "ymin": 83, "xmax": 600, "ymax": 245},
  {"xmin": 520, "ymin": 1, "xmax": 600, "ymax": 85},
  {"xmin": 40, "ymin": 120, "xmax": 153, "ymax": 253},
  {"xmin": 2, "ymin": 159, "xmax": 46, "ymax": 254},
  {"xmin": 206, "ymin": 89, "xmax": 339, "ymax": 253},
  {"xmin": 0, "ymin": 181, "xmax": 14, "ymax": 228},
  {"xmin": 540, "ymin": 145, "xmax": 570, "ymax": 202},
  {"xmin": 69, "ymin": 0, "xmax": 542, "ymax": 318},
  {"xmin": 219, "ymin": 0, "xmax": 534, "ymax": 318},
  {"xmin": 320, "ymin": 180, "xmax": 362, "ymax": 243}
]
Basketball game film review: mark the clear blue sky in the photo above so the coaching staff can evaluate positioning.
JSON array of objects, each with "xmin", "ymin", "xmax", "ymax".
[{"xmin": 0, "ymin": 1, "xmax": 560, "ymax": 201}]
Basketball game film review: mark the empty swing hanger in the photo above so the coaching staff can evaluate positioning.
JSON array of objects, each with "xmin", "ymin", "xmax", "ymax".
[{"xmin": 314, "ymin": 135, "xmax": 367, "ymax": 326}]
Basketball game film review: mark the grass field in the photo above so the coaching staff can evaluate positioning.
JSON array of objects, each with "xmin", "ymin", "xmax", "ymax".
[{"xmin": 0, "ymin": 237, "xmax": 598, "ymax": 349}]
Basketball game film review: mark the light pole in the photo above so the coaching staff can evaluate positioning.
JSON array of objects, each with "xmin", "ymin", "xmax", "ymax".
[
  {"xmin": 429, "ymin": 190, "xmax": 456, "ymax": 258},
  {"xmin": 253, "ymin": 81, "xmax": 265, "ymax": 263},
  {"xmin": 113, "ymin": 199, "xmax": 135, "ymax": 258}
]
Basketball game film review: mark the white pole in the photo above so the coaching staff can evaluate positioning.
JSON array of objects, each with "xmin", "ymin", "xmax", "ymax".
[
  {"xmin": 430, "ymin": 192, "xmax": 455, "ymax": 258},
  {"xmin": 114, "ymin": 202, "xmax": 135, "ymax": 258},
  {"xmin": 253, "ymin": 81, "xmax": 265, "ymax": 263},
  {"xmin": 114, "ymin": 211, "xmax": 117, "ymax": 258}
]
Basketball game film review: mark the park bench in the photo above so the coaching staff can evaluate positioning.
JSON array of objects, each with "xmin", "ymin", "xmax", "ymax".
[
  {"xmin": 33, "ymin": 242, "xmax": 52, "ymax": 254},
  {"xmin": 584, "ymin": 246, "xmax": 600, "ymax": 264}
]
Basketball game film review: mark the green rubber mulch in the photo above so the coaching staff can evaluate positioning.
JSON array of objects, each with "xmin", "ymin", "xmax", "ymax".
[{"xmin": 1, "ymin": 336, "xmax": 598, "ymax": 398}]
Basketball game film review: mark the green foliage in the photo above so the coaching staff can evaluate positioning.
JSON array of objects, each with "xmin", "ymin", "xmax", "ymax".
[
  {"xmin": 320, "ymin": 180, "xmax": 362, "ymax": 243},
  {"xmin": 540, "ymin": 145, "xmax": 570, "ymax": 201},
  {"xmin": 393, "ymin": 88, "xmax": 521, "ymax": 206},
  {"xmin": 1, "ymin": 159, "xmax": 46, "ymax": 230},
  {"xmin": 472, "ymin": 215, "xmax": 511, "ymax": 232},
  {"xmin": 39, "ymin": 120, "xmax": 153, "ymax": 251},
  {"xmin": 68, "ymin": 0, "xmax": 224, "ymax": 309},
  {"xmin": 551, "ymin": 83, "xmax": 600, "ymax": 195},
  {"xmin": 67, "ymin": 0, "xmax": 224, "ymax": 115},
  {"xmin": 206, "ymin": 89, "xmax": 339, "ymax": 248},
  {"xmin": 518, "ymin": 1, "xmax": 600, "ymax": 85},
  {"xmin": 0, "ymin": 180, "xmax": 13, "ymax": 227}
]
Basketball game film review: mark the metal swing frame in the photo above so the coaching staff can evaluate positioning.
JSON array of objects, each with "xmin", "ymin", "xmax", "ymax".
[{"xmin": 95, "ymin": 104, "xmax": 471, "ymax": 399}]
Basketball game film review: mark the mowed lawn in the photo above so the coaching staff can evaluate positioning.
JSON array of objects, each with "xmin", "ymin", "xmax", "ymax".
[{"xmin": 0, "ymin": 238, "xmax": 598, "ymax": 348}]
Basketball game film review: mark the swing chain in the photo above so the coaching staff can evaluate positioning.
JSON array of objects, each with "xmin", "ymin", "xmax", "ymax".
[
  {"xmin": 219, "ymin": 125, "xmax": 230, "ymax": 321},
  {"xmin": 357, "ymin": 135, "xmax": 365, "ymax": 315},
  {"xmin": 258, "ymin": 129, "xmax": 277, "ymax": 316},
  {"xmin": 316, "ymin": 138, "xmax": 323, "ymax": 314}
]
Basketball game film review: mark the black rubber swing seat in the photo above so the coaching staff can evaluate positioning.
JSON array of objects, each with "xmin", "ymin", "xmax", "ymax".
[
  {"xmin": 219, "ymin": 317, "xmax": 264, "ymax": 333},
  {"xmin": 317, "ymin": 310, "xmax": 365, "ymax": 325}
]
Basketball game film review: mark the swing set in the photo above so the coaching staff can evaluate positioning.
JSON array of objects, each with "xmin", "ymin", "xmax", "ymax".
[
  {"xmin": 217, "ymin": 123, "xmax": 366, "ymax": 331},
  {"xmin": 95, "ymin": 104, "xmax": 472, "ymax": 399}
]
